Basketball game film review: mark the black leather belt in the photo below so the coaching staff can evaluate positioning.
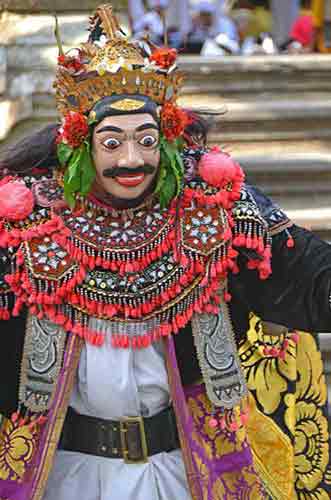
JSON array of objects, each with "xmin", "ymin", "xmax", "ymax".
[{"xmin": 59, "ymin": 406, "xmax": 180, "ymax": 464}]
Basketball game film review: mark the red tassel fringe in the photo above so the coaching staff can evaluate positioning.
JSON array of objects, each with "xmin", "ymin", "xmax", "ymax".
[{"xmin": 0, "ymin": 181, "xmax": 274, "ymax": 348}]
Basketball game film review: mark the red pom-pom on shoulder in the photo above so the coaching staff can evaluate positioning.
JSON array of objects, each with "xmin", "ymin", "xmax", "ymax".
[
  {"xmin": 198, "ymin": 147, "xmax": 244, "ymax": 189},
  {"xmin": 0, "ymin": 181, "xmax": 34, "ymax": 221}
]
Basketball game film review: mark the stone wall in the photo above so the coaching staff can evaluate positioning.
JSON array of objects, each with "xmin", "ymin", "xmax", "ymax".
[
  {"xmin": 1, "ymin": 0, "xmax": 126, "ymax": 12},
  {"xmin": 0, "ymin": 7, "xmax": 129, "ymax": 141}
]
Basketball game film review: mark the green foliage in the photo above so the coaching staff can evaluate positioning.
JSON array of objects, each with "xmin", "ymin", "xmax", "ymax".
[
  {"xmin": 156, "ymin": 136, "xmax": 185, "ymax": 209},
  {"xmin": 57, "ymin": 143, "xmax": 73, "ymax": 167},
  {"xmin": 80, "ymin": 141, "xmax": 96, "ymax": 196},
  {"xmin": 61, "ymin": 140, "xmax": 96, "ymax": 208}
]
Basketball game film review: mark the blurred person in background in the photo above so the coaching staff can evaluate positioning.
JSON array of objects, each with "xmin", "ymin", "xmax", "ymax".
[
  {"xmin": 186, "ymin": 1, "xmax": 218, "ymax": 53},
  {"xmin": 129, "ymin": 0, "xmax": 191, "ymax": 49},
  {"xmin": 129, "ymin": 0, "xmax": 168, "ymax": 44},
  {"xmin": 203, "ymin": 0, "xmax": 276, "ymax": 56},
  {"xmin": 187, "ymin": 1, "xmax": 239, "ymax": 54},
  {"xmin": 270, "ymin": 0, "xmax": 300, "ymax": 46},
  {"xmin": 244, "ymin": 0, "xmax": 272, "ymax": 39},
  {"xmin": 199, "ymin": 0, "xmax": 241, "ymax": 55},
  {"xmin": 233, "ymin": 1, "xmax": 277, "ymax": 55},
  {"xmin": 281, "ymin": 1, "xmax": 314, "ymax": 53},
  {"xmin": 311, "ymin": 0, "xmax": 331, "ymax": 52}
]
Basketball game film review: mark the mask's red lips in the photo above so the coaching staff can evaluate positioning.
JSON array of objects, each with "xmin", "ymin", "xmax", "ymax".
[{"xmin": 114, "ymin": 173, "xmax": 146, "ymax": 187}]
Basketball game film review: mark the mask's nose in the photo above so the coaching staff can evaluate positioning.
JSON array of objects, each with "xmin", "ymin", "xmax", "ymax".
[{"xmin": 118, "ymin": 141, "xmax": 144, "ymax": 168}]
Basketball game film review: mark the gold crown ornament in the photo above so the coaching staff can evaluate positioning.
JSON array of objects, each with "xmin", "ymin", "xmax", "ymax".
[{"xmin": 54, "ymin": 4, "xmax": 184, "ymax": 117}]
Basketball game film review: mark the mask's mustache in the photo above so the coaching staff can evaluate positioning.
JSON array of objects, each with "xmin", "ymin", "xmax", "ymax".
[{"xmin": 103, "ymin": 165, "xmax": 156, "ymax": 178}]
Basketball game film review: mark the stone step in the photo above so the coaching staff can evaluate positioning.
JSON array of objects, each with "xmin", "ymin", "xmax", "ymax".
[
  {"xmin": 286, "ymin": 208, "xmax": 331, "ymax": 242},
  {"xmin": 10, "ymin": 90, "xmax": 331, "ymax": 141},
  {"xmin": 180, "ymin": 55, "xmax": 331, "ymax": 96},
  {"xmin": 6, "ymin": 51, "xmax": 331, "ymax": 94},
  {"xmin": 28, "ymin": 91, "xmax": 331, "ymax": 127},
  {"xmin": 2, "ymin": 12, "xmax": 331, "ymax": 144},
  {"xmin": 238, "ymin": 153, "xmax": 331, "ymax": 212},
  {"xmin": 2, "ymin": 91, "xmax": 330, "ymax": 150},
  {"xmin": 2, "ymin": 12, "xmax": 331, "ymax": 95},
  {"xmin": 3, "ymin": 11, "xmax": 331, "ymax": 95}
]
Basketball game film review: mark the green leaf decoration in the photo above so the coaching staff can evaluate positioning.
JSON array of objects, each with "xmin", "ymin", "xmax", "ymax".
[
  {"xmin": 63, "ymin": 142, "xmax": 96, "ymax": 208},
  {"xmin": 156, "ymin": 135, "xmax": 185, "ymax": 208},
  {"xmin": 57, "ymin": 143, "xmax": 74, "ymax": 166},
  {"xmin": 159, "ymin": 167, "xmax": 177, "ymax": 209},
  {"xmin": 63, "ymin": 170, "xmax": 77, "ymax": 208},
  {"xmin": 155, "ymin": 161, "xmax": 167, "ymax": 195},
  {"xmin": 80, "ymin": 142, "xmax": 96, "ymax": 196}
]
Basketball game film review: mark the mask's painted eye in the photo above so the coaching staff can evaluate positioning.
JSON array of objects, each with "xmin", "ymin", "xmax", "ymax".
[
  {"xmin": 103, "ymin": 138, "xmax": 121, "ymax": 150},
  {"xmin": 138, "ymin": 135, "xmax": 157, "ymax": 147}
]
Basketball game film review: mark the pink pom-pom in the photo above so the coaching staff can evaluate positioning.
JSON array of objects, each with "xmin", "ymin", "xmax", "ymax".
[
  {"xmin": 0, "ymin": 181, "xmax": 34, "ymax": 221},
  {"xmin": 209, "ymin": 417, "xmax": 218, "ymax": 429},
  {"xmin": 198, "ymin": 149, "xmax": 242, "ymax": 188}
]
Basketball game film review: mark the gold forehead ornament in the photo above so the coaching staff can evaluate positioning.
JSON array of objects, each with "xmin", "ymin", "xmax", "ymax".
[{"xmin": 108, "ymin": 98, "xmax": 146, "ymax": 112}]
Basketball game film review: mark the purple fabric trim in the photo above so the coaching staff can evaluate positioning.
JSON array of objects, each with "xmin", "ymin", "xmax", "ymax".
[
  {"xmin": 166, "ymin": 336, "xmax": 256, "ymax": 500},
  {"xmin": 0, "ymin": 478, "xmax": 31, "ymax": 500},
  {"xmin": 0, "ymin": 336, "xmax": 79, "ymax": 500},
  {"xmin": 165, "ymin": 336, "xmax": 205, "ymax": 499}
]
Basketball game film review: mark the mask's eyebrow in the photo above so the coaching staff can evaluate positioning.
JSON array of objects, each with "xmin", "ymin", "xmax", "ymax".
[
  {"xmin": 96, "ymin": 125, "xmax": 123, "ymax": 134},
  {"xmin": 135, "ymin": 123, "xmax": 159, "ymax": 133}
]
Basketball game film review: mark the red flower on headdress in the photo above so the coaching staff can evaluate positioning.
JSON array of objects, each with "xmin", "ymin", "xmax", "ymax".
[
  {"xmin": 161, "ymin": 102, "xmax": 191, "ymax": 142},
  {"xmin": 57, "ymin": 111, "xmax": 89, "ymax": 148},
  {"xmin": 58, "ymin": 52, "xmax": 83, "ymax": 74},
  {"xmin": 150, "ymin": 48, "xmax": 177, "ymax": 69}
]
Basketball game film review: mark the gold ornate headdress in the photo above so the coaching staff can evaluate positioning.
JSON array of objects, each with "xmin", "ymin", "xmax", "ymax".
[{"xmin": 54, "ymin": 4, "xmax": 184, "ymax": 117}]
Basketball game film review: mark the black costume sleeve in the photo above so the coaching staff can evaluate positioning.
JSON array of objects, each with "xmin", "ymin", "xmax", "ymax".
[
  {"xmin": 0, "ymin": 248, "xmax": 26, "ymax": 417},
  {"xmin": 230, "ymin": 185, "xmax": 331, "ymax": 333}
]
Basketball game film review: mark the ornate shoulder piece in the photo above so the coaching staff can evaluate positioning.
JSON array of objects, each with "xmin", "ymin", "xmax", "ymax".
[
  {"xmin": 183, "ymin": 147, "xmax": 245, "ymax": 211},
  {"xmin": 231, "ymin": 185, "xmax": 272, "ymax": 279},
  {"xmin": 32, "ymin": 178, "xmax": 65, "ymax": 209},
  {"xmin": 0, "ymin": 178, "xmax": 67, "ymax": 249},
  {"xmin": 244, "ymin": 184, "xmax": 293, "ymax": 236},
  {"xmin": 0, "ymin": 177, "xmax": 34, "ymax": 224}
]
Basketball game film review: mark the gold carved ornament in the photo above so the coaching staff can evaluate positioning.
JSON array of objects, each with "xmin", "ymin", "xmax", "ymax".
[{"xmin": 53, "ymin": 4, "xmax": 184, "ymax": 117}]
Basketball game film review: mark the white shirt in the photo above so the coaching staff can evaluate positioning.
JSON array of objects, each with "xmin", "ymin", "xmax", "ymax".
[{"xmin": 44, "ymin": 329, "xmax": 190, "ymax": 500}]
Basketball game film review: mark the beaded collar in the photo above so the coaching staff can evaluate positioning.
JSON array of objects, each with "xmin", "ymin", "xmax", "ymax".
[{"xmin": 0, "ymin": 171, "xmax": 272, "ymax": 349}]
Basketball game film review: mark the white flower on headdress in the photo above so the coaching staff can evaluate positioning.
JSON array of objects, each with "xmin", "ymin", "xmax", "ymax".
[
  {"xmin": 94, "ymin": 35, "xmax": 108, "ymax": 48},
  {"xmin": 167, "ymin": 63, "xmax": 177, "ymax": 74},
  {"xmin": 96, "ymin": 56, "xmax": 133, "ymax": 76},
  {"xmin": 118, "ymin": 56, "xmax": 133, "ymax": 71},
  {"xmin": 135, "ymin": 40, "xmax": 152, "ymax": 56},
  {"xmin": 141, "ymin": 58, "xmax": 159, "ymax": 73},
  {"xmin": 57, "ymin": 125, "xmax": 68, "ymax": 144},
  {"xmin": 96, "ymin": 61, "xmax": 108, "ymax": 76},
  {"xmin": 68, "ymin": 48, "xmax": 81, "ymax": 58}
]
